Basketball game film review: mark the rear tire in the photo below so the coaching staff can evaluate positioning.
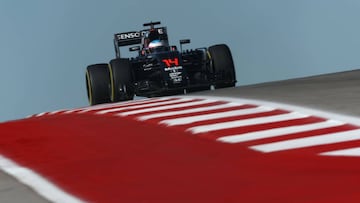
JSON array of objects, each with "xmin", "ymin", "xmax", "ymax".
[
  {"xmin": 208, "ymin": 44, "xmax": 236, "ymax": 88},
  {"xmin": 109, "ymin": 58, "xmax": 135, "ymax": 102},
  {"xmin": 86, "ymin": 64, "xmax": 111, "ymax": 105}
]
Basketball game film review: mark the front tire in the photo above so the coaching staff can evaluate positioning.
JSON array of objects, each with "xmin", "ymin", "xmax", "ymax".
[
  {"xmin": 208, "ymin": 44, "xmax": 236, "ymax": 88},
  {"xmin": 109, "ymin": 58, "xmax": 135, "ymax": 102},
  {"xmin": 86, "ymin": 64, "xmax": 111, "ymax": 105}
]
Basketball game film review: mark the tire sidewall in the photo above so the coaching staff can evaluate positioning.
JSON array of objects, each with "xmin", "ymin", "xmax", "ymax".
[
  {"xmin": 109, "ymin": 58, "xmax": 135, "ymax": 102},
  {"xmin": 208, "ymin": 44, "xmax": 236, "ymax": 87},
  {"xmin": 86, "ymin": 64, "xmax": 111, "ymax": 105}
]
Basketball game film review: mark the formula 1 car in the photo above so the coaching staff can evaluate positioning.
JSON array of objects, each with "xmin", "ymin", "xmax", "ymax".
[{"xmin": 86, "ymin": 21, "xmax": 236, "ymax": 105}]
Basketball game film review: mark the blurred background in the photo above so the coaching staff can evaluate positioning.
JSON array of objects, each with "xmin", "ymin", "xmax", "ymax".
[{"xmin": 1, "ymin": 0, "xmax": 360, "ymax": 121}]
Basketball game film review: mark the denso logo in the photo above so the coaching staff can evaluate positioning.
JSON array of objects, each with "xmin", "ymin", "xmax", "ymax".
[{"xmin": 119, "ymin": 32, "xmax": 141, "ymax": 40}]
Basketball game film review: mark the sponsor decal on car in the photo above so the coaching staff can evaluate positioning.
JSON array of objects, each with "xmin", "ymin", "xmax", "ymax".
[
  {"xmin": 116, "ymin": 31, "xmax": 147, "ymax": 41},
  {"xmin": 169, "ymin": 71, "xmax": 183, "ymax": 83},
  {"xmin": 119, "ymin": 32, "xmax": 141, "ymax": 40},
  {"xmin": 164, "ymin": 66, "xmax": 183, "ymax": 72},
  {"xmin": 162, "ymin": 58, "xmax": 179, "ymax": 67}
]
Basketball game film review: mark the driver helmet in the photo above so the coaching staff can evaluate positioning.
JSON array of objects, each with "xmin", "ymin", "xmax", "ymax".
[{"xmin": 148, "ymin": 39, "xmax": 167, "ymax": 48}]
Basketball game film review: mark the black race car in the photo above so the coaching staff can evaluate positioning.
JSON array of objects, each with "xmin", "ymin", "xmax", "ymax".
[{"xmin": 86, "ymin": 21, "xmax": 236, "ymax": 105}]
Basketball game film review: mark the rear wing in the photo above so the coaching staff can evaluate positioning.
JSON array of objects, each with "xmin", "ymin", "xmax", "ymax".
[
  {"xmin": 114, "ymin": 31, "xmax": 145, "ymax": 58},
  {"xmin": 113, "ymin": 25, "xmax": 168, "ymax": 58},
  {"xmin": 114, "ymin": 31, "xmax": 144, "ymax": 46}
]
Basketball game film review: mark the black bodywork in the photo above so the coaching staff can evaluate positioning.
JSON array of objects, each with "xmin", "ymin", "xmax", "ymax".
[{"xmin": 113, "ymin": 22, "xmax": 225, "ymax": 97}]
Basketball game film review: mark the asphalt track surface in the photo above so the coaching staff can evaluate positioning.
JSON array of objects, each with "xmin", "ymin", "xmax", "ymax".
[
  {"xmin": 0, "ymin": 69, "xmax": 360, "ymax": 202},
  {"xmin": 198, "ymin": 69, "xmax": 360, "ymax": 117}
]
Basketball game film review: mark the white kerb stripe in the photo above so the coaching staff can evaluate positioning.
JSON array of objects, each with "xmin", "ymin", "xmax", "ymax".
[
  {"xmin": 62, "ymin": 97, "xmax": 164, "ymax": 114},
  {"xmin": 188, "ymin": 112, "xmax": 308, "ymax": 134},
  {"xmin": 250, "ymin": 129, "xmax": 360, "ymax": 153},
  {"xmin": 95, "ymin": 98, "xmax": 194, "ymax": 115},
  {"xmin": 137, "ymin": 102, "xmax": 242, "ymax": 121},
  {"xmin": 48, "ymin": 109, "xmax": 67, "ymax": 115},
  {"xmin": 320, "ymin": 147, "xmax": 360, "ymax": 157},
  {"xmin": 218, "ymin": 120, "xmax": 344, "ymax": 143},
  {"xmin": 0, "ymin": 154, "xmax": 83, "ymax": 203},
  {"xmin": 35, "ymin": 112, "xmax": 47, "ymax": 117},
  {"xmin": 160, "ymin": 106, "xmax": 274, "ymax": 126},
  {"xmin": 75, "ymin": 98, "xmax": 167, "ymax": 114},
  {"xmin": 117, "ymin": 99, "xmax": 217, "ymax": 116}
]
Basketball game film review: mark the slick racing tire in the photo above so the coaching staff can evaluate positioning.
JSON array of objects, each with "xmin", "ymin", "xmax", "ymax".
[
  {"xmin": 86, "ymin": 64, "xmax": 111, "ymax": 105},
  {"xmin": 109, "ymin": 58, "xmax": 135, "ymax": 102},
  {"xmin": 208, "ymin": 44, "xmax": 236, "ymax": 88}
]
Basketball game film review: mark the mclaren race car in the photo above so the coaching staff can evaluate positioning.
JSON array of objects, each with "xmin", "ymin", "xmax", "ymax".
[{"xmin": 86, "ymin": 21, "xmax": 236, "ymax": 105}]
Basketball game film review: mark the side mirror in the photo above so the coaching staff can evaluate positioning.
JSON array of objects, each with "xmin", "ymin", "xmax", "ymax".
[
  {"xmin": 179, "ymin": 39, "xmax": 191, "ymax": 52},
  {"xmin": 129, "ymin": 46, "xmax": 140, "ymax": 52},
  {"xmin": 180, "ymin": 39, "xmax": 191, "ymax": 44}
]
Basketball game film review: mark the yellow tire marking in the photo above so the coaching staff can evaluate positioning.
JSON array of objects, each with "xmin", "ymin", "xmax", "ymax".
[
  {"xmin": 108, "ymin": 64, "xmax": 115, "ymax": 102},
  {"xmin": 86, "ymin": 70, "xmax": 93, "ymax": 105}
]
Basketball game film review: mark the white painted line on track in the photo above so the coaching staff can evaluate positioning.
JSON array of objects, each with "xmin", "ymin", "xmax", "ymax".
[
  {"xmin": 0, "ymin": 154, "xmax": 84, "ymax": 203},
  {"xmin": 250, "ymin": 129, "xmax": 360, "ymax": 153},
  {"xmin": 187, "ymin": 112, "xmax": 309, "ymax": 134},
  {"xmin": 95, "ymin": 98, "xmax": 194, "ymax": 115},
  {"xmin": 137, "ymin": 102, "xmax": 241, "ymax": 121},
  {"xmin": 160, "ymin": 106, "xmax": 274, "ymax": 126},
  {"xmin": 117, "ymin": 99, "xmax": 219, "ymax": 116},
  {"xmin": 217, "ymin": 120, "xmax": 344, "ymax": 143},
  {"xmin": 320, "ymin": 147, "xmax": 360, "ymax": 157}
]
